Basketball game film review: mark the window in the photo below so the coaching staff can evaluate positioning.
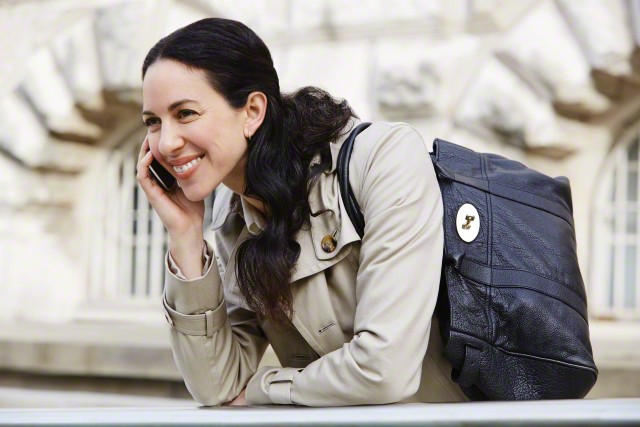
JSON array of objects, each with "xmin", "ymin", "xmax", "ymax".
[
  {"xmin": 87, "ymin": 128, "xmax": 215, "ymax": 309},
  {"xmin": 591, "ymin": 125, "xmax": 640, "ymax": 319}
]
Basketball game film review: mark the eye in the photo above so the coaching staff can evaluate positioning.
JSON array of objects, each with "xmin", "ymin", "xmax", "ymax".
[
  {"xmin": 143, "ymin": 117, "xmax": 159, "ymax": 127},
  {"xmin": 178, "ymin": 109, "xmax": 197, "ymax": 119}
]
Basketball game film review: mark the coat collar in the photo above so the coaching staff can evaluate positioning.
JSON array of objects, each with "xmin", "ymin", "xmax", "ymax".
[{"xmin": 210, "ymin": 116, "xmax": 363, "ymax": 283}]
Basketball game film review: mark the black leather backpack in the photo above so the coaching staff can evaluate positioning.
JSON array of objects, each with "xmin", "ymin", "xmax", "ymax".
[{"xmin": 337, "ymin": 122, "xmax": 598, "ymax": 400}]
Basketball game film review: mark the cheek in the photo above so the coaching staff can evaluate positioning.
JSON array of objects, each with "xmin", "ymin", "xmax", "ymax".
[
  {"xmin": 148, "ymin": 136, "xmax": 173, "ymax": 171},
  {"xmin": 213, "ymin": 141, "xmax": 246, "ymax": 169},
  {"xmin": 148, "ymin": 138, "xmax": 163, "ymax": 160},
  {"xmin": 148, "ymin": 138, "xmax": 161, "ymax": 157}
]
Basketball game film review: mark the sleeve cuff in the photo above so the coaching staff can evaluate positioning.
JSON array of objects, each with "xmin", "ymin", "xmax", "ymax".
[
  {"xmin": 163, "ymin": 239, "xmax": 223, "ymax": 315},
  {"xmin": 167, "ymin": 239, "xmax": 212, "ymax": 279},
  {"xmin": 162, "ymin": 291, "xmax": 228, "ymax": 337},
  {"xmin": 245, "ymin": 366, "xmax": 303, "ymax": 405}
]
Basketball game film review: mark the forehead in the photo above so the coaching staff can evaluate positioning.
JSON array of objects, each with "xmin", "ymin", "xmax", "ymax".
[{"xmin": 142, "ymin": 60, "xmax": 212, "ymax": 107}]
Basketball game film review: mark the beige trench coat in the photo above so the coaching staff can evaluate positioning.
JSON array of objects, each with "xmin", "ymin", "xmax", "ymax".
[{"xmin": 161, "ymin": 116, "xmax": 470, "ymax": 406}]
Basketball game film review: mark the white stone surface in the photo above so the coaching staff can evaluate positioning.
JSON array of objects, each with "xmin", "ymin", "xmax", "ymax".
[
  {"xmin": 464, "ymin": 0, "xmax": 537, "ymax": 32},
  {"xmin": 200, "ymin": 0, "xmax": 289, "ymax": 35},
  {"xmin": 326, "ymin": 0, "xmax": 442, "ymax": 27},
  {"xmin": 50, "ymin": 16, "xmax": 105, "ymax": 110},
  {"xmin": 95, "ymin": 1, "xmax": 158, "ymax": 90},
  {"xmin": 22, "ymin": 47, "xmax": 101, "ymax": 138},
  {"xmin": 0, "ymin": 0, "xmax": 126, "ymax": 97},
  {"xmin": 454, "ymin": 57, "xmax": 562, "ymax": 150},
  {"xmin": 160, "ymin": 1, "xmax": 210, "ymax": 40},
  {"xmin": 43, "ymin": 140, "xmax": 99, "ymax": 173},
  {"xmin": 0, "ymin": 387, "xmax": 195, "ymax": 408},
  {"xmin": 0, "ymin": 91, "xmax": 50, "ymax": 167},
  {"xmin": 631, "ymin": 0, "xmax": 640, "ymax": 46},
  {"xmin": 278, "ymin": 39, "xmax": 371, "ymax": 119},
  {"xmin": 290, "ymin": 0, "xmax": 442, "ymax": 32},
  {"xmin": 495, "ymin": 0, "xmax": 609, "ymax": 113},
  {"xmin": 4, "ymin": 212, "xmax": 84, "ymax": 323},
  {"xmin": 408, "ymin": 117, "xmax": 527, "ymax": 164},
  {"xmin": 590, "ymin": 320, "xmax": 640, "ymax": 369},
  {"xmin": 375, "ymin": 35, "xmax": 481, "ymax": 117},
  {"xmin": 1, "ymin": 399, "xmax": 639, "ymax": 424},
  {"xmin": 557, "ymin": 0, "xmax": 634, "ymax": 75}
]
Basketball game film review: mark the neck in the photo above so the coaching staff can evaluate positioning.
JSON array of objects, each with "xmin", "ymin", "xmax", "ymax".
[
  {"xmin": 243, "ymin": 195, "xmax": 268, "ymax": 216},
  {"xmin": 223, "ymin": 155, "xmax": 268, "ymax": 216}
]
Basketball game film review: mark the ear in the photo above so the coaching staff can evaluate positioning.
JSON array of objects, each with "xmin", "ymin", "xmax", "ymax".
[{"xmin": 244, "ymin": 91, "xmax": 267, "ymax": 139}]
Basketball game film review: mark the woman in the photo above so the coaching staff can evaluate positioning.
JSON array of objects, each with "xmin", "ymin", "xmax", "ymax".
[{"xmin": 137, "ymin": 17, "xmax": 468, "ymax": 406}]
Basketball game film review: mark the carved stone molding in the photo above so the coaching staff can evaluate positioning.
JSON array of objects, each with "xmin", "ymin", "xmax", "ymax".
[
  {"xmin": 375, "ymin": 36, "xmax": 481, "ymax": 119},
  {"xmin": 464, "ymin": 0, "xmax": 538, "ymax": 33},
  {"xmin": 1, "ymin": 0, "xmax": 640, "ymax": 169},
  {"xmin": 557, "ymin": 0, "xmax": 634, "ymax": 74},
  {"xmin": 0, "ymin": 91, "xmax": 49, "ymax": 167},
  {"xmin": 495, "ymin": 0, "xmax": 610, "ymax": 120},
  {"xmin": 95, "ymin": 1, "xmax": 155, "ymax": 91},
  {"xmin": 50, "ymin": 16, "xmax": 105, "ymax": 110},
  {"xmin": 454, "ymin": 58, "xmax": 573, "ymax": 156},
  {"xmin": 592, "ymin": 68, "xmax": 640, "ymax": 102}
]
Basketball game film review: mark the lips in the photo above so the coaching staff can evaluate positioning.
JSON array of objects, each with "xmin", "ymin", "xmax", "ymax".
[
  {"xmin": 171, "ymin": 155, "xmax": 203, "ymax": 179},
  {"xmin": 168, "ymin": 154, "xmax": 204, "ymax": 166}
]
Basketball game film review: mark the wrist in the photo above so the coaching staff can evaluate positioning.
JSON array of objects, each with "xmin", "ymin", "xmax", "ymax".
[
  {"xmin": 168, "ymin": 223, "xmax": 203, "ymax": 243},
  {"xmin": 168, "ymin": 236, "xmax": 206, "ymax": 280}
]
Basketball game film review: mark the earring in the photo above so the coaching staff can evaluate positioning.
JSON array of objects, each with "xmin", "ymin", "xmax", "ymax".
[{"xmin": 247, "ymin": 134, "xmax": 252, "ymax": 142}]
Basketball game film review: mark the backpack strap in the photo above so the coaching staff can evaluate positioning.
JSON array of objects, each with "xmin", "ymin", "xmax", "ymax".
[{"xmin": 337, "ymin": 122, "xmax": 372, "ymax": 239}]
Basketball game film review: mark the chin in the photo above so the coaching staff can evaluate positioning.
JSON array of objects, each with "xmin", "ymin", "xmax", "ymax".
[
  {"xmin": 181, "ymin": 186, "xmax": 208, "ymax": 202},
  {"xmin": 181, "ymin": 180, "xmax": 217, "ymax": 202}
]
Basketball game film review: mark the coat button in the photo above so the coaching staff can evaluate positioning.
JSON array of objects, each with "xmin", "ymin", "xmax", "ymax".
[{"xmin": 321, "ymin": 235, "xmax": 337, "ymax": 253}]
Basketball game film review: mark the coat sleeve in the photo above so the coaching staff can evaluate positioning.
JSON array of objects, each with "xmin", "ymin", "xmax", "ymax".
[
  {"xmin": 162, "ymin": 239, "xmax": 269, "ymax": 406},
  {"xmin": 245, "ymin": 123, "xmax": 444, "ymax": 406}
]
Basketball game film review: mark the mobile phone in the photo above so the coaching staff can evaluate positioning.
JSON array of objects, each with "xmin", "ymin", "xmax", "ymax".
[{"xmin": 147, "ymin": 148, "xmax": 178, "ymax": 192}]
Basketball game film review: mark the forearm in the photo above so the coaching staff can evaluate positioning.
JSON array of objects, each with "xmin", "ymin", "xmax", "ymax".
[
  {"xmin": 162, "ymin": 239, "xmax": 268, "ymax": 405},
  {"xmin": 164, "ymin": 301, "xmax": 267, "ymax": 406},
  {"xmin": 246, "ymin": 330, "xmax": 427, "ymax": 406}
]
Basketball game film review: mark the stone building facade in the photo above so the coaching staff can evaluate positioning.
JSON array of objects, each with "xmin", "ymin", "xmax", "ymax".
[{"xmin": 0, "ymin": 0, "xmax": 639, "ymax": 404}]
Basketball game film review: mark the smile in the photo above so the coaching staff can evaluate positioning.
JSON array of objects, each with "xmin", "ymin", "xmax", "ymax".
[{"xmin": 172, "ymin": 155, "xmax": 204, "ymax": 177}]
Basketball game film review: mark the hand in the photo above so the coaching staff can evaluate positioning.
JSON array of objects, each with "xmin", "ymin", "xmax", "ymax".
[
  {"xmin": 225, "ymin": 388, "xmax": 248, "ymax": 406},
  {"xmin": 136, "ymin": 135, "xmax": 205, "ymax": 237}
]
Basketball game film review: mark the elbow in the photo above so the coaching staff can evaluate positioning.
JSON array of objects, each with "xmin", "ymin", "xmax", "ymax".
[
  {"xmin": 186, "ymin": 384, "xmax": 222, "ymax": 407},
  {"xmin": 360, "ymin": 364, "xmax": 421, "ymax": 404},
  {"xmin": 187, "ymin": 381, "xmax": 243, "ymax": 407},
  {"xmin": 377, "ymin": 377, "xmax": 420, "ymax": 405}
]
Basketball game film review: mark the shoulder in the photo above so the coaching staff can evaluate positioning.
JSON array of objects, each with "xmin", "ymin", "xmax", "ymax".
[
  {"xmin": 345, "ymin": 121, "xmax": 434, "ymax": 203},
  {"xmin": 350, "ymin": 121, "xmax": 427, "ymax": 154}
]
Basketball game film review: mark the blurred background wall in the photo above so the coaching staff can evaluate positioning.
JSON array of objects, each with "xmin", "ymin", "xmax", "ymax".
[{"xmin": 0, "ymin": 0, "xmax": 639, "ymax": 407}]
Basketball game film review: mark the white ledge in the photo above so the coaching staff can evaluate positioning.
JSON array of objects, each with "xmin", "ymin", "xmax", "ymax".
[{"xmin": 0, "ymin": 398, "xmax": 638, "ymax": 426}]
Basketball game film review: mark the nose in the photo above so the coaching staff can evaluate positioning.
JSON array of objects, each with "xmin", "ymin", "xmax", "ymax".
[{"xmin": 157, "ymin": 122, "xmax": 185, "ymax": 158}]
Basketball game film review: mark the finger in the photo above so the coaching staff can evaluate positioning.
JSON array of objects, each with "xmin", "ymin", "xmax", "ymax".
[
  {"xmin": 136, "ymin": 150, "xmax": 154, "ymax": 181},
  {"xmin": 137, "ymin": 136, "xmax": 149, "ymax": 163},
  {"xmin": 137, "ymin": 151, "xmax": 165, "ymax": 200}
]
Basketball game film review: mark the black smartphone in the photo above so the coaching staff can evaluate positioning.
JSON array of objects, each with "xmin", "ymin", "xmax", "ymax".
[{"xmin": 147, "ymin": 148, "xmax": 178, "ymax": 192}]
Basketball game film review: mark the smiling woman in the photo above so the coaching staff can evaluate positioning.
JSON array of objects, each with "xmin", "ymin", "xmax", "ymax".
[{"xmin": 135, "ymin": 18, "xmax": 460, "ymax": 407}]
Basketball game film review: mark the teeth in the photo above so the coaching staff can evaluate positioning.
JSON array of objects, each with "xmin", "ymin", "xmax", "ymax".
[{"xmin": 173, "ymin": 156, "xmax": 202, "ymax": 173}]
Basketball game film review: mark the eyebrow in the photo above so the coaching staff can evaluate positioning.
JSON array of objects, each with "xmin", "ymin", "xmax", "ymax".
[{"xmin": 142, "ymin": 99, "xmax": 199, "ymax": 116}]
